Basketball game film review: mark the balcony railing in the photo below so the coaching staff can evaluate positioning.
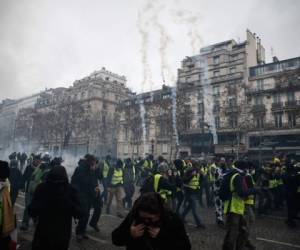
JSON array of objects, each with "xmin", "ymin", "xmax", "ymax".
[
  {"xmin": 251, "ymin": 104, "xmax": 266, "ymax": 113},
  {"xmin": 211, "ymin": 72, "xmax": 244, "ymax": 83},
  {"xmin": 225, "ymin": 105, "xmax": 238, "ymax": 114},
  {"xmin": 285, "ymin": 100, "xmax": 300, "ymax": 108},
  {"xmin": 271, "ymin": 102, "xmax": 283, "ymax": 110},
  {"xmin": 245, "ymin": 88, "xmax": 265, "ymax": 95}
]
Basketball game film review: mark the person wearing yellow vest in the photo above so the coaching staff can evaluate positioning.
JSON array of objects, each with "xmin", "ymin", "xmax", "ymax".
[
  {"xmin": 100, "ymin": 155, "xmax": 111, "ymax": 204},
  {"xmin": 140, "ymin": 161, "xmax": 174, "ymax": 206},
  {"xmin": 181, "ymin": 164, "xmax": 206, "ymax": 229},
  {"xmin": 106, "ymin": 159, "xmax": 124, "ymax": 218},
  {"xmin": 222, "ymin": 160, "xmax": 256, "ymax": 250},
  {"xmin": 0, "ymin": 161, "xmax": 15, "ymax": 250}
]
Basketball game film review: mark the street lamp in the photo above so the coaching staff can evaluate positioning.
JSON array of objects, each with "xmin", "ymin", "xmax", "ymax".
[{"xmin": 151, "ymin": 139, "xmax": 155, "ymax": 156}]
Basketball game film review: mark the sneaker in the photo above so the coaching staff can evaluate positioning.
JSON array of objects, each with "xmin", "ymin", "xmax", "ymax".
[{"xmin": 89, "ymin": 224, "xmax": 100, "ymax": 232}]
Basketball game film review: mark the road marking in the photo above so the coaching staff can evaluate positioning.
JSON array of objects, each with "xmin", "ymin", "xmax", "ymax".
[{"xmin": 256, "ymin": 237, "xmax": 300, "ymax": 249}]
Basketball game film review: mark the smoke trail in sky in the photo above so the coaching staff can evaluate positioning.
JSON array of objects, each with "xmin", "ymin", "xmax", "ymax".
[
  {"xmin": 200, "ymin": 55, "xmax": 218, "ymax": 144},
  {"xmin": 152, "ymin": 5, "xmax": 179, "ymax": 148}
]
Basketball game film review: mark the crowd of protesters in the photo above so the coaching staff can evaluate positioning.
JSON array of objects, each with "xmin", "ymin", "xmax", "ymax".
[{"xmin": 0, "ymin": 151, "xmax": 299, "ymax": 250}]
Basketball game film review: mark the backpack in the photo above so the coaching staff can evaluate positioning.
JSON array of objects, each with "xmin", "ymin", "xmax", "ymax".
[{"xmin": 218, "ymin": 171, "xmax": 237, "ymax": 202}]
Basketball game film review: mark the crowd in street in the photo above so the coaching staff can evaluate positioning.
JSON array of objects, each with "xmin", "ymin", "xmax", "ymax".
[{"xmin": 0, "ymin": 151, "xmax": 299, "ymax": 250}]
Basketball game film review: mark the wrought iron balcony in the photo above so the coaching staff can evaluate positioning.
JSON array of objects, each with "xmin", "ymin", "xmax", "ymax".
[
  {"xmin": 225, "ymin": 105, "xmax": 238, "ymax": 114},
  {"xmin": 285, "ymin": 100, "xmax": 300, "ymax": 108},
  {"xmin": 251, "ymin": 104, "xmax": 266, "ymax": 113},
  {"xmin": 271, "ymin": 102, "xmax": 283, "ymax": 110}
]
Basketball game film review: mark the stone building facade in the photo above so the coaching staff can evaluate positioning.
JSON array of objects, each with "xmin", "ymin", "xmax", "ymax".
[
  {"xmin": 117, "ymin": 85, "xmax": 192, "ymax": 160},
  {"xmin": 117, "ymin": 30, "xmax": 267, "ymax": 160},
  {"xmin": 0, "ymin": 68, "xmax": 132, "ymax": 158},
  {"xmin": 246, "ymin": 57, "xmax": 300, "ymax": 158},
  {"xmin": 176, "ymin": 30, "xmax": 264, "ymax": 157}
]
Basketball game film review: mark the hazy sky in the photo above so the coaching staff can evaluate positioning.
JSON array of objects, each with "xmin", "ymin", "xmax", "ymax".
[{"xmin": 0, "ymin": 0, "xmax": 299, "ymax": 100}]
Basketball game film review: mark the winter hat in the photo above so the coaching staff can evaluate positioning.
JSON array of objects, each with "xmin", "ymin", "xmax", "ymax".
[
  {"xmin": 47, "ymin": 166, "xmax": 68, "ymax": 183},
  {"xmin": 0, "ymin": 160, "xmax": 10, "ymax": 180}
]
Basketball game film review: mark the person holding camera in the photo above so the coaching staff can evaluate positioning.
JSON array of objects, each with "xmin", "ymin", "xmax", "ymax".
[{"xmin": 112, "ymin": 192, "xmax": 191, "ymax": 250}]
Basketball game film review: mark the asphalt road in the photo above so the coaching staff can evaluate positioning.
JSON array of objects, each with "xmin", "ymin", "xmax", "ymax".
[{"xmin": 14, "ymin": 192, "xmax": 300, "ymax": 250}]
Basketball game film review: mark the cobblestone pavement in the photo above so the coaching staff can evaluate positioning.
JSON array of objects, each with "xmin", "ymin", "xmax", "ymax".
[{"xmin": 15, "ymin": 193, "xmax": 300, "ymax": 250}]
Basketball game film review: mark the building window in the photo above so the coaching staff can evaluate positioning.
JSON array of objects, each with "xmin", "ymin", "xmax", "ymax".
[
  {"xmin": 124, "ymin": 126, "xmax": 129, "ymax": 140},
  {"xmin": 123, "ymin": 144, "xmax": 128, "ymax": 154},
  {"xmin": 198, "ymin": 102, "xmax": 204, "ymax": 114},
  {"xmin": 255, "ymin": 116, "xmax": 264, "ymax": 129},
  {"xmin": 162, "ymin": 144, "xmax": 168, "ymax": 154},
  {"xmin": 288, "ymin": 113, "xmax": 297, "ymax": 127},
  {"xmin": 229, "ymin": 116, "xmax": 238, "ymax": 128},
  {"xmin": 231, "ymin": 54, "xmax": 238, "ymax": 61},
  {"xmin": 274, "ymin": 113, "xmax": 283, "ymax": 128},
  {"xmin": 287, "ymin": 92, "xmax": 295, "ymax": 102},
  {"xmin": 229, "ymin": 67, "xmax": 236, "ymax": 74},
  {"xmin": 229, "ymin": 97, "xmax": 237, "ymax": 107},
  {"xmin": 213, "ymin": 70, "xmax": 220, "ymax": 77},
  {"xmin": 254, "ymin": 96, "xmax": 263, "ymax": 105},
  {"xmin": 213, "ymin": 56, "xmax": 220, "ymax": 64},
  {"xmin": 228, "ymin": 84, "xmax": 236, "ymax": 95},
  {"xmin": 162, "ymin": 94, "xmax": 171, "ymax": 99},
  {"xmin": 273, "ymin": 93, "xmax": 281, "ymax": 104},
  {"xmin": 215, "ymin": 116, "xmax": 220, "ymax": 129},
  {"xmin": 199, "ymin": 73, "xmax": 204, "ymax": 81},
  {"xmin": 213, "ymin": 100, "xmax": 220, "ymax": 112},
  {"xmin": 257, "ymin": 79, "xmax": 264, "ymax": 90},
  {"xmin": 213, "ymin": 86, "xmax": 220, "ymax": 96}
]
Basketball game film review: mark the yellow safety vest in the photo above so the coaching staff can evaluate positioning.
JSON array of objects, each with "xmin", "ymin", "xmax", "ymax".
[
  {"xmin": 184, "ymin": 174, "xmax": 200, "ymax": 190},
  {"xmin": 103, "ymin": 161, "xmax": 109, "ymax": 178},
  {"xmin": 111, "ymin": 169, "xmax": 123, "ymax": 185},
  {"xmin": 208, "ymin": 164, "xmax": 216, "ymax": 182},
  {"xmin": 268, "ymin": 179, "xmax": 277, "ymax": 189},
  {"xmin": 153, "ymin": 174, "xmax": 172, "ymax": 200},
  {"xmin": 224, "ymin": 173, "xmax": 245, "ymax": 215}
]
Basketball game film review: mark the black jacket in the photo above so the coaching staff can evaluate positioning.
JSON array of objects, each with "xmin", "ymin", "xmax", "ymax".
[
  {"xmin": 22, "ymin": 164, "xmax": 35, "ymax": 192},
  {"xmin": 71, "ymin": 160, "xmax": 98, "ymax": 201},
  {"xmin": 112, "ymin": 211, "xmax": 191, "ymax": 250},
  {"xmin": 8, "ymin": 167, "xmax": 23, "ymax": 204},
  {"xmin": 29, "ymin": 178, "xmax": 81, "ymax": 250}
]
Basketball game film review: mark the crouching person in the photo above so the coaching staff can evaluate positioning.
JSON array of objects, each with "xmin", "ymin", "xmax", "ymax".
[
  {"xmin": 29, "ymin": 166, "xmax": 81, "ymax": 250},
  {"xmin": 112, "ymin": 192, "xmax": 191, "ymax": 250}
]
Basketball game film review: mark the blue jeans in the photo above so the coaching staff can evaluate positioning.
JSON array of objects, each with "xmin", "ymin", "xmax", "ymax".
[{"xmin": 181, "ymin": 192, "xmax": 202, "ymax": 226}]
